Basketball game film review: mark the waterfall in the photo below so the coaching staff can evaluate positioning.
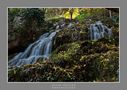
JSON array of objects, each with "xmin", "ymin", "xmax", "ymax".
[
  {"xmin": 90, "ymin": 21, "xmax": 112, "ymax": 40},
  {"xmin": 9, "ymin": 21, "xmax": 112, "ymax": 67},
  {"xmin": 9, "ymin": 30, "xmax": 59, "ymax": 67}
]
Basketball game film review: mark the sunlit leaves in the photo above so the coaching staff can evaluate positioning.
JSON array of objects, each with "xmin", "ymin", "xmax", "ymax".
[{"xmin": 63, "ymin": 8, "xmax": 79, "ymax": 19}]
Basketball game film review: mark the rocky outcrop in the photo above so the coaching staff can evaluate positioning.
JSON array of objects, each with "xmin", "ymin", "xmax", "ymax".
[
  {"xmin": 53, "ymin": 24, "xmax": 89, "ymax": 50},
  {"xmin": 8, "ymin": 38, "xmax": 21, "ymax": 54}
]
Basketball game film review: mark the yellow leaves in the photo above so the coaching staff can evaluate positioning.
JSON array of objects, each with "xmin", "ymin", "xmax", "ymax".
[
  {"xmin": 64, "ymin": 12, "xmax": 70, "ymax": 19},
  {"xmin": 63, "ymin": 8, "xmax": 79, "ymax": 19}
]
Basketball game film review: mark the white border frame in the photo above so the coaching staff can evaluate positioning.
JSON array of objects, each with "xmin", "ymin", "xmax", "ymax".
[{"xmin": 7, "ymin": 7, "xmax": 120, "ymax": 83}]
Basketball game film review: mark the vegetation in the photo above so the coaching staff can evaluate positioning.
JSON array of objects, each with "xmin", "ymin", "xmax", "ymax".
[{"xmin": 8, "ymin": 8, "xmax": 119, "ymax": 82}]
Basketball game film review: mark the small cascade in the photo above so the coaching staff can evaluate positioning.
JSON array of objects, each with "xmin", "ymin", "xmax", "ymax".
[
  {"xmin": 9, "ymin": 30, "xmax": 59, "ymax": 67},
  {"xmin": 90, "ymin": 21, "xmax": 112, "ymax": 40}
]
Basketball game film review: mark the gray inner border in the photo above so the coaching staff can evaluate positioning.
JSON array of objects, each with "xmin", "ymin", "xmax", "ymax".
[{"xmin": 0, "ymin": 0, "xmax": 126, "ymax": 90}]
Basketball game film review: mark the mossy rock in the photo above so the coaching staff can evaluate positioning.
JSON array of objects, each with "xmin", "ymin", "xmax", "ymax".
[{"xmin": 53, "ymin": 28, "xmax": 89, "ymax": 50}]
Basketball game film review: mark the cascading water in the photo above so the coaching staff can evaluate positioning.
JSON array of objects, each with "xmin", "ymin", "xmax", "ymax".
[
  {"xmin": 9, "ymin": 21, "xmax": 111, "ymax": 67},
  {"xmin": 90, "ymin": 21, "xmax": 112, "ymax": 40},
  {"xmin": 9, "ymin": 30, "xmax": 59, "ymax": 67}
]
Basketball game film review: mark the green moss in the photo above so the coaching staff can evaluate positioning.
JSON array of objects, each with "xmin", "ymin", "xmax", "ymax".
[
  {"xmin": 51, "ymin": 42, "xmax": 81, "ymax": 64},
  {"xmin": 53, "ymin": 27, "xmax": 89, "ymax": 50},
  {"xmin": 8, "ymin": 38, "xmax": 119, "ymax": 82}
]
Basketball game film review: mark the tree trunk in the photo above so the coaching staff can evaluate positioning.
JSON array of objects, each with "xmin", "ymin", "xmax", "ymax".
[{"xmin": 70, "ymin": 12, "xmax": 73, "ymax": 21}]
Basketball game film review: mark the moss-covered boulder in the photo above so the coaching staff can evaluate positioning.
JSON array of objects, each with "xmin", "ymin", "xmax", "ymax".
[{"xmin": 53, "ymin": 24, "xmax": 89, "ymax": 50}]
